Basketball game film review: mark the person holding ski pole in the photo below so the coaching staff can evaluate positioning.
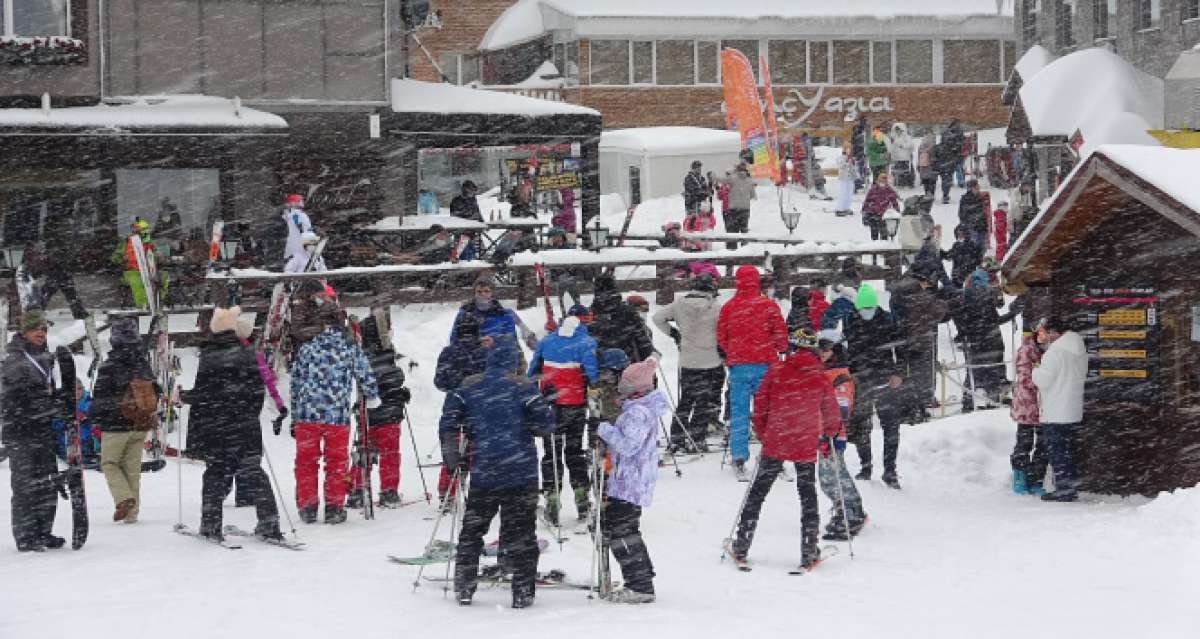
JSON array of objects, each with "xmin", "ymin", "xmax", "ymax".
[
  {"xmin": 347, "ymin": 308, "xmax": 410, "ymax": 509},
  {"xmin": 816, "ymin": 337, "xmax": 868, "ymax": 540}
]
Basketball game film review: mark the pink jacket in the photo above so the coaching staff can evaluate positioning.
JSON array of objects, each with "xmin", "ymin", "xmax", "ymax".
[
  {"xmin": 1010, "ymin": 335, "xmax": 1041, "ymax": 425},
  {"xmin": 551, "ymin": 188, "xmax": 576, "ymax": 232}
]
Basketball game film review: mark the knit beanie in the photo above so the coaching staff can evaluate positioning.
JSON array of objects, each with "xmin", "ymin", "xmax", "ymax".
[
  {"xmin": 626, "ymin": 294, "xmax": 649, "ymax": 313},
  {"xmin": 19, "ymin": 310, "xmax": 47, "ymax": 332},
  {"xmin": 854, "ymin": 283, "xmax": 879, "ymax": 310},
  {"xmin": 110, "ymin": 318, "xmax": 140, "ymax": 347},
  {"xmin": 618, "ymin": 356, "xmax": 657, "ymax": 396},
  {"xmin": 210, "ymin": 306, "xmax": 241, "ymax": 334}
]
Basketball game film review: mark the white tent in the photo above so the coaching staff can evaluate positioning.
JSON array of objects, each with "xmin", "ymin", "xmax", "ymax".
[{"xmin": 599, "ymin": 127, "xmax": 741, "ymax": 207}]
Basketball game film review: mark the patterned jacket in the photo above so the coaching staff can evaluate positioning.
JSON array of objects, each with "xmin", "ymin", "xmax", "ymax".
[
  {"xmin": 598, "ymin": 390, "xmax": 668, "ymax": 508},
  {"xmin": 1010, "ymin": 334, "xmax": 1042, "ymax": 425},
  {"xmin": 290, "ymin": 327, "xmax": 379, "ymax": 426}
]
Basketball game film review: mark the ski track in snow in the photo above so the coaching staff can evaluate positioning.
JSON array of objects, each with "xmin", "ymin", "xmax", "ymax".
[{"xmin": 3, "ymin": 179, "xmax": 1198, "ymax": 638}]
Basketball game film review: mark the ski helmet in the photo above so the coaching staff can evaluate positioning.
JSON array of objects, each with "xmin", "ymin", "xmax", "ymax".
[
  {"xmin": 285, "ymin": 193, "xmax": 304, "ymax": 207},
  {"xmin": 599, "ymin": 348, "xmax": 629, "ymax": 372}
]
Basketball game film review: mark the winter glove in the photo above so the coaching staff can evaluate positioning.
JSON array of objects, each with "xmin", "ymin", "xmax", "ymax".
[
  {"xmin": 397, "ymin": 387, "xmax": 412, "ymax": 406},
  {"xmin": 541, "ymin": 383, "xmax": 559, "ymax": 404},
  {"xmin": 272, "ymin": 407, "xmax": 288, "ymax": 436},
  {"xmin": 669, "ymin": 327, "xmax": 681, "ymax": 346},
  {"xmin": 834, "ymin": 437, "xmax": 847, "ymax": 453},
  {"xmin": 366, "ymin": 396, "xmax": 382, "ymax": 410}
]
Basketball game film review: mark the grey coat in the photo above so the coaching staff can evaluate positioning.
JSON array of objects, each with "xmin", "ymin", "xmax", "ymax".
[
  {"xmin": 652, "ymin": 291, "xmax": 722, "ymax": 370},
  {"xmin": 725, "ymin": 169, "xmax": 756, "ymax": 210}
]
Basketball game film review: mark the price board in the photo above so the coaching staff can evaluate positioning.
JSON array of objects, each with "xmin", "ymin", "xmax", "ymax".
[{"xmin": 1071, "ymin": 285, "xmax": 1159, "ymax": 403}]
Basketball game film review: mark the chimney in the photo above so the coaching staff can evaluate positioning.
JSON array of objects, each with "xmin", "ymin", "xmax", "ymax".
[{"xmin": 1164, "ymin": 45, "xmax": 1200, "ymax": 131}]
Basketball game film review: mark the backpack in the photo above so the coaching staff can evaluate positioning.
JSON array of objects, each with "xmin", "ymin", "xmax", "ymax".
[{"xmin": 120, "ymin": 378, "xmax": 159, "ymax": 431}]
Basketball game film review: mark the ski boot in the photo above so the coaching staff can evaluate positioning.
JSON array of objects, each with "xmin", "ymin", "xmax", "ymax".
[
  {"xmin": 608, "ymin": 589, "xmax": 656, "ymax": 604},
  {"xmin": 1011, "ymin": 469, "xmax": 1028, "ymax": 495},
  {"xmin": 198, "ymin": 522, "xmax": 224, "ymax": 543},
  {"xmin": 324, "ymin": 505, "xmax": 348, "ymax": 525},
  {"xmin": 799, "ymin": 529, "xmax": 822, "ymax": 571},
  {"xmin": 41, "ymin": 534, "xmax": 66, "ymax": 550},
  {"xmin": 848, "ymin": 515, "xmax": 868, "ymax": 537},
  {"xmin": 732, "ymin": 459, "xmax": 749, "ymax": 482},
  {"xmin": 345, "ymin": 492, "xmax": 364, "ymax": 510},
  {"xmin": 882, "ymin": 471, "xmax": 901, "ymax": 490},
  {"xmin": 854, "ymin": 465, "xmax": 872, "ymax": 481},
  {"xmin": 511, "ymin": 591, "xmax": 535, "ymax": 609},
  {"xmin": 254, "ymin": 518, "xmax": 285, "ymax": 543},
  {"xmin": 378, "ymin": 490, "xmax": 402, "ymax": 508},
  {"xmin": 298, "ymin": 504, "xmax": 318, "ymax": 524}
]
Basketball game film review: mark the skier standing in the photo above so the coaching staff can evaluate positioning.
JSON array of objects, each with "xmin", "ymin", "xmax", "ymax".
[
  {"xmin": 281, "ymin": 194, "xmax": 313, "ymax": 267},
  {"xmin": 527, "ymin": 312, "xmax": 599, "ymax": 525},
  {"xmin": 1031, "ymin": 317, "xmax": 1088, "ymax": 502},
  {"xmin": 89, "ymin": 318, "xmax": 158, "ymax": 523},
  {"xmin": 1010, "ymin": 331, "xmax": 1047, "ymax": 496},
  {"xmin": 2, "ymin": 311, "xmax": 66, "ymax": 551},
  {"xmin": 290, "ymin": 310, "xmax": 380, "ymax": 524},
  {"xmin": 284, "ymin": 231, "xmax": 326, "ymax": 273},
  {"xmin": 184, "ymin": 308, "xmax": 283, "ymax": 543},
  {"xmin": 727, "ymin": 329, "xmax": 842, "ymax": 570},
  {"xmin": 652, "ymin": 273, "xmax": 723, "ymax": 452},
  {"xmin": 683, "ymin": 161, "xmax": 710, "ymax": 216},
  {"xmin": 450, "ymin": 278, "xmax": 537, "ymax": 353},
  {"xmin": 348, "ymin": 309, "xmax": 410, "ymax": 509},
  {"xmin": 717, "ymin": 265, "xmax": 788, "ymax": 480},
  {"xmin": 719, "ymin": 162, "xmax": 756, "ymax": 249},
  {"xmin": 589, "ymin": 274, "xmax": 655, "ymax": 364},
  {"xmin": 442, "ymin": 336, "xmax": 555, "ymax": 608},
  {"xmin": 817, "ymin": 337, "xmax": 868, "ymax": 540},
  {"xmin": 434, "ymin": 313, "xmax": 488, "ymax": 507},
  {"xmin": 597, "ymin": 356, "xmax": 668, "ymax": 603},
  {"xmin": 111, "ymin": 218, "xmax": 165, "ymax": 309},
  {"xmin": 842, "ymin": 284, "xmax": 907, "ymax": 488}
]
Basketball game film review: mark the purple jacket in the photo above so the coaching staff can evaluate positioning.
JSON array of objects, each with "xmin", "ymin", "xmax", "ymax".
[
  {"xmin": 551, "ymin": 189, "xmax": 576, "ymax": 233},
  {"xmin": 861, "ymin": 183, "xmax": 900, "ymax": 218},
  {"xmin": 598, "ymin": 390, "xmax": 668, "ymax": 507}
]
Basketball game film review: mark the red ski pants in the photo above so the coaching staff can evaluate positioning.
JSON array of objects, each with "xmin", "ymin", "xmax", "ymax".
[
  {"xmin": 294, "ymin": 422, "xmax": 349, "ymax": 509},
  {"xmin": 349, "ymin": 423, "xmax": 401, "ymax": 494}
]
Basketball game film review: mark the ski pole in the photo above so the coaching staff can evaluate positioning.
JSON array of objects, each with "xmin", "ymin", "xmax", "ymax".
[
  {"xmin": 550, "ymin": 430, "xmax": 564, "ymax": 548},
  {"xmin": 721, "ymin": 453, "xmax": 760, "ymax": 561},
  {"xmin": 587, "ymin": 445, "xmax": 600, "ymax": 600},
  {"xmin": 825, "ymin": 438, "xmax": 854, "ymax": 559},
  {"xmin": 657, "ymin": 416, "xmax": 682, "ymax": 478},
  {"xmin": 441, "ymin": 461, "xmax": 466, "ymax": 598},
  {"xmin": 655, "ymin": 359, "xmax": 703, "ymax": 455},
  {"xmin": 404, "ymin": 412, "xmax": 432, "ymax": 504},
  {"xmin": 415, "ymin": 425, "xmax": 465, "ymax": 593},
  {"xmin": 261, "ymin": 442, "xmax": 300, "ymax": 542}
]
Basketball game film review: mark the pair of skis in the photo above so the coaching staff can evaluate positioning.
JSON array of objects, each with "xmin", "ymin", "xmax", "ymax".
[
  {"xmin": 255, "ymin": 238, "xmax": 329, "ymax": 372},
  {"xmin": 348, "ymin": 317, "xmax": 375, "ymax": 522},
  {"xmin": 129, "ymin": 235, "xmax": 172, "ymax": 473},
  {"xmin": 55, "ymin": 347, "xmax": 90, "ymax": 550},
  {"xmin": 722, "ymin": 538, "xmax": 840, "ymax": 574}
]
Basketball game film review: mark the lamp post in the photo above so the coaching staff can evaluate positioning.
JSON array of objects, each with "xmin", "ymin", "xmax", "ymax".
[
  {"xmin": 883, "ymin": 210, "xmax": 901, "ymax": 242},
  {"xmin": 219, "ymin": 238, "xmax": 241, "ymax": 261},
  {"xmin": 3, "ymin": 246, "xmax": 25, "ymax": 270},
  {"xmin": 586, "ymin": 217, "xmax": 609, "ymax": 254}
]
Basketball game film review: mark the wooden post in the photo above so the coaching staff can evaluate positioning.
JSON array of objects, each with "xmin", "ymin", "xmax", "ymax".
[
  {"xmin": 655, "ymin": 264, "xmax": 674, "ymax": 305},
  {"xmin": 516, "ymin": 266, "xmax": 536, "ymax": 309},
  {"xmin": 772, "ymin": 254, "xmax": 792, "ymax": 300}
]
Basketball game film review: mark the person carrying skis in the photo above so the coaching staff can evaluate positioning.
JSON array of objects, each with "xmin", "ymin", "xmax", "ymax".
[
  {"xmin": 816, "ymin": 336, "xmax": 868, "ymax": 540},
  {"xmin": 111, "ymin": 218, "xmax": 167, "ymax": 309},
  {"xmin": 285, "ymin": 231, "xmax": 326, "ymax": 273},
  {"xmin": 290, "ymin": 309, "xmax": 380, "ymax": 524},
  {"xmin": 281, "ymin": 193, "xmax": 313, "ymax": 267},
  {"xmin": 843, "ymin": 284, "xmax": 908, "ymax": 488},
  {"xmin": 596, "ymin": 355, "xmax": 668, "ymax": 603},
  {"xmin": 727, "ymin": 328, "xmax": 842, "ymax": 571},
  {"xmin": 1010, "ymin": 329, "xmax": 1046, "ymax": 496},
  {"xmin": 89, "ymin": 317, "xmax": 158, "ymax": 524},
  {"xmin": 348, "ymin": 308, "xmax": 410, "ymax": 509},
  {"xmin": 527, "ymin": 311, "xmax": 599, "ymax": 525},
  {"xmin": 717, "ymin": 265, "xmax": 789, "ymax": 480},
  {"xmin": 2, "ymin": 311, "xmax": 67, "ymax": 551},
  {"xmin": 441, "ymin": 335, "xmax": 555, "ymax": 608},
  {"xmin": 434, "ymin": 312, "xmax": 489, "ymax": 509},
  {"xmin": 653, "ymin": 273, "xmax": 723, "ymax": 452},
  {"xmin": 184, "ymin": 308, "xmax": 283, "ymax": 543},
  {"xmin": 1031, "ymin": 317, "xmax": 1088, "ymax": 502}
]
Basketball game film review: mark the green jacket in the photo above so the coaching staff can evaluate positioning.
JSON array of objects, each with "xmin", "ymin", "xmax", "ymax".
[{"xmin": 866, "ymin": 137, "xmax": 889, "ymax": 168}]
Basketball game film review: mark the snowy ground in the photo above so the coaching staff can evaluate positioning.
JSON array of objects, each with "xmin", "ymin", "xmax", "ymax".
[{"xmin": 3, "ymin": 178, "xmax": 1198, "ymax": 637}]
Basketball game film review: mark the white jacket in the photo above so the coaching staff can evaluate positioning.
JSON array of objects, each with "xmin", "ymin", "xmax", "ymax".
[
  {"xmin": 652, "ymin": 291, "xmax": 722, "ymax": 370},
  {"xmin": 283, "ymin": 207, "xmax": 313, "ymax": 263},
  {"xmin": 1031, "ymin": 331, "xmax": 1089, "ymax": 423}
]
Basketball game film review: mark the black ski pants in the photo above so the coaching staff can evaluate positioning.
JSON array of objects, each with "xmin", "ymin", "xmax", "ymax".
[
  {"xmin": 455, "ymin": 486, "xmax": 539, "ymax": 600},
  {"xmin": 603, "ymin": 497, "xmax": 656, "ymax": 594},
  {"xmin": 8, "ymin": 438, "xmax": 59, "ymax": 549},
  {"xmin": 541, "ymin": 404, "xmax": 590, "ymax": 494},
  {"xmin": 675, "ymin": 366, "xmax": 724, "ymax": 449},
  {"xmin": 1011, "ymin": 425, "xmax": 1049, "ymax": 490},
  {"xmin": 733, "ymin": 457, "xmax": 818, "ymax": 556},
  {"xmin": 848, "ymin": 383, "xmax": 905, "ymax": 478},
  {"xmin": 723, "ymin": 208, "xmax": 750, "ymax": 249},
  {"xmin": 202, "ymin": 453, "xmax": 277, "ymax": 533},
  {"xmin": 40, "ymin": 271, "xmax": 89, "ymax": 320}
]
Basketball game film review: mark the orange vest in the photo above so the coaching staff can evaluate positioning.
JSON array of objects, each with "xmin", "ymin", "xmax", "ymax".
[
  {"xmin": 123, "ymin": 234, "xmax": 153, "ymax": 271},
  {"xmin": 823, "ymin": 366, "xmax": 855, "ymax": 439}
]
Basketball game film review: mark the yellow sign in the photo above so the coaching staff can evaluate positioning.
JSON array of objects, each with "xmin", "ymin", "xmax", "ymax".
[
  {"xmin": 1099, "ymin": 330, "xmax": 1147, "ymax": 340},
  {"xmin": 1099, "ymin": 309, "xmax": 1147, "ymax": 326},
  {"xmin": 537, "ymin": 173, "xmax": 580, "ymax": 190},
  {"xmin": 1099, "ymin": 369, "xmax": 1148, "ymax": 379},
  {"xmin": 1098, "ymin": 349, "xmax": 1147, "ymax": 359}
]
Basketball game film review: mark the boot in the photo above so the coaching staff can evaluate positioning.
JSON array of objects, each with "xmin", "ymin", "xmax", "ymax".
[
  {"xmin": 800, "ymin": 529, "xmax": 821, "ymax": 570},
  {"xmin": 198, "ymin": 522, "xmax": 224, "ymax": 543},
  {"xmin": 608, "ymin": 588, "xmax": 656, "ymax": 604},
  {"xmin": 848, "ymin": 514, "xmax": 869, "ymax": 537},
  {"xmin": 378, "ymin": 490, "xmax": 402, "ymax": 508},
  {"xmin": 324, "ymin": 505, "xmax": 348, "ymax": 524},
  {"xmin": 1011, "ymin": 469, "xmax": 1028, "ymax": 495},
  {"xmin": 882, "ymin": 471, "xmax": 901, "ymax": 490},
  {"xmin": 511, "ymin": 591, "xmax": 535, "ymax": 609},
  {"xmin": 298, "ymin": 504, "xmax": 318, "ymax": 524},
  {"xmin": 855, "ymin": 465, "xmax": 872, "ymax": 481},
  {"xmin": 254, "ymin": 518, "xmax": 285, "ymax": 542},
  {"xmin": 732, "ymin": 459, "xmax": 749, "ymax": 482},
  {"xmin": 346, "ymin": 491, "xmax": 364, "ymax": 510},
  {"xmin": 41, "ymin": 534, "xmax": 66, "ymax": 550}
]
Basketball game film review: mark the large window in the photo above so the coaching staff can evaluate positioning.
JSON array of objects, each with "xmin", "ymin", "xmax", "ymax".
[
  {"xmin": 769, "ymin": 40, "xmax": 806, "ymax": 84},
  {"xmin": 1136, "ymin": 0, "xmax": 1162, "ymax": 30},
  {"xmin": 722, "ymin": 40, "xmax": 760, "ymax": 81},
  {"xmin": 1056, "ymin": 1, "xmax": 1076, "ymax": 48},
  {"xmin": 696, "ymin": 40, "xmax": 719, "ymax": 83},
  {"xmin": 943, "ymin": 40, "xmax": 1002, "ymax": 83},
  {"xmin": 553, "ymin": 42, "xmax": 579, "ymax": 85},
  {"xmin": 116, "ymin": 170, "xmax": 221, "ymax": 250},
  {"xmin": 631, "ymin": 41, "xmax": 653, "ymax": 84},
  {"xmin": 656, "ymin": 40, "xmax": 694, "ymax": 85},
  {"xmin": 871, "ymin": 41, "xmax": 893, "ymax": 83},
  {"xmin": 2, "ymin": 0, "xmax": 69, "ymax": 36},
  {"xmin": 1185, "ymin": 0, "xmax": 1199, "ymax": 21},
  {"xmin": 590, "ymin": 40, "xmax": 630, "ymax": 85},
  {"xmin": 438, "ymin": 53, "xmax": 480, "ymax": 86},
  {"xmin": 895, "ymin": 40, "xmax": 932, "ymax": 83},
  {"xmin": 833, "ymin": 40, "xmax": 869, "ymax": 84},
  {"xmin": 1023, "ymin": 0, "xmax": 1041, "ymax": 46},
  {"xmin": 1003, "ymin": 41, "xmax": 1016, "ymax": 79},
  {"xmin": 1094, "ymin": 0, "xmax": 1117, "ymax": 39},
  {"xmin": 809, "ymin": 41, "xmax": 830, "ymax": 83}
]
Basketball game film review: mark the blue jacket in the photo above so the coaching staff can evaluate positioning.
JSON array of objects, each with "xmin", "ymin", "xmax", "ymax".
[
  {"xmin": 450, "ymin": 301, "xmax": 519, "ymax": 341},
  {"xmin": 440, "ymin": 338, "xmax": 555, "ymax": 490},
  {"xmin": 821, "ymin": 295, "xmax": 858, "ymax": 331},
  {"xmin": 434, "ymin": 337, "xmax": 488, "ymax": 393},
  {"xmin": 290, "ymin": 327, "xmax": 379, "ymax": 426},
  {"xmin": 527, "ymin": 320, "xmax": 598, "ymax": 406}
]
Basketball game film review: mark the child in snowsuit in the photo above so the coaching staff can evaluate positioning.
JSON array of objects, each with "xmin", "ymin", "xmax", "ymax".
[
  {"xmin": 817, "ymin": 338, "xmax": 868, "ymax": 540},
  {"xmin": 597, "ymin": 356, "xmax": 668, "ymax": 603}
]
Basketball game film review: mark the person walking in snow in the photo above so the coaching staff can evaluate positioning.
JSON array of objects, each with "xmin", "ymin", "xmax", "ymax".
[
  {"xmin": 442, "ymin": 336, "xmax": 555, "ymax": 609},
  {"xmin": 184, "ymin": 308, "xmax": 283, "ymax": 544},
  {"xmin": 527, "ymin": 310, "xmax": 599, "ymax": 526},
  {"xmin": 917, "ymin": 132, "xmax": 938, "ymax": 197},
  {"xmin": 933, "ymin": 135, "xmax": 959, "ymax": 204},
  {"xmin": 281, "ymin": 193, "xmax": 313, "ymax": 267},
  {"xmin": 865, "ymin": 127, "xmax": 890, "ymax": 182},
  {"xmin": 834, "ymin": 143, "xmax": 857, "ymax": 216},
  {"xmin": 289, "ymin": 310, "xmax": 380, "ymax": 524},
  {"xmin": 727, "ymin": 329, "xmax": 842, "ymax": 571},
  {"xmin": 886, "ymin": 122, "xmax": 915, "ymax": 187},
  {"xmin": 683, "ymin": 160, "xmax": 710, "ymax": 216},
  {"xmin": 596, "ymin": 356, "xmax": 668, "ymax": 604},
  {"xmin": 717, "ymin": 265, "xmax": 789, "ymax": 480},
  {"xmin": 347, "ymin": 308, "xmax": 410, "ymax": 509},
  {"xmin": 1031, "ymin": 317, "xmax": 1088, "ymax": 502},
  {"xmin": 653, "ymin": 273, "xmax": 723, "ymax": 452},
  {"xmin": 816, "ymin": 337, "xmax": 868, "ymax": 540},
  {"xmin": 861, "ymin": 172, "xmax": 901, "ymax": 241},
  {"xmin": 285, "ymin": 231, "xmax": 326, "ymax": 273},
  {"xmin": 958, "ymin": 179, "xmax": 988, "ymax": 248},
  {"xmin": 3, "ymin": 311, "xmax": 67, "ymax": 551},
  {"xmin": 842, "ymin": 284, "xmax": 908, "ymax": 488},
  {"xmin": 434, "ymin": 312, "xmax": 489, "ymax": 509},
  {"xmin": 90, "ymin": 317, "xmax": 158, "ymax": 524},
  {"xmin": 719, "ymin": 162, "xmax": 756, "ymax": 249},
  {"xmin": 1009, "ymin": 330, "xmax": 1047, "ymax": 496}
]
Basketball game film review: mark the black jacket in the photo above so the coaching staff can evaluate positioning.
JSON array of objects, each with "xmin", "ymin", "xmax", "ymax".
[
  {"xmin": 450, "ymin": 194, "xmax": 483, "ymax": 222},
  {"xmin": 957, "ymin": 190, "xmax": 987, "ymax": 235},
  {"xmin": 0, "ymin": 335, "xmax": 60, "ymax": 445},
  {"xmin": 943, "ymin": 239, "xmax": 983, "ymax": 286},
  {"xmin": 956, "ymin": 286, "xmax": 1005, "ymax": 350},
  {"xmin": 186, "ymin": 330, "xmax": 264, "ymax": 460},
  {"xmin": 843, "ymin": 310, "xmax": 907, "ymax": 384},
  {"xmin": 88, "ymin": 344, "xmax": 156, "ymax": 434},
  {"xmin": 683, "ymin": 171, "xmax": 709, "ymax": 208},
  {"xmin": 366, "ymin": 349, "xmax": 408, "ymax": 426},
  {"xmin": 589, "ymin": 279, "xmax": 655, "ymax": 363},
  {"xmin": 933, "ymin": 140, "xmax": 958, "ymax": 175}
]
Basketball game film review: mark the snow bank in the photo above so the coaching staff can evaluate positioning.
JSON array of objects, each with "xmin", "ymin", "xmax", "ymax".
[
  {"xmin": 600, "ymin": 127, "xmax": 741, "ymax": 156},
  {"xmin": 1013, "ymin": 43, "xmax": 1053, "ymax": 80},
  {"xmin": 480, "ymin": 0, "xmax": 548, "ymax": 51},
  {"xmin": 1135, "ymin": 487, "xmax": 1200, "ymax": 537},
  {"xmin": 390, "ymin": 79, "xmax": 598, "ymax": 117},
  {"xmin": 0, "ymin": 95, "xmax": 287, "ymax": 129}
]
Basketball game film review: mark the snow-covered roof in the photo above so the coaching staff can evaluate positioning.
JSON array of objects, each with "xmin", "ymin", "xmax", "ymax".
[
  {"xmin": 389, "ymin": 79, "xmax": 597, "ymax": 117},
  {"xmin": 0, "ymin": 95, "xmax": 287, "ymax": 130},
  {"xmin": 544, "ymin": 0, "xmax": 1011, "ymax": 18},
  {"xmin": 1013, "ymin": 44, "xmax": 1054, "ymax": 80},
  {"xmin": 1100, "ymin": 145, "xmax": 1200, "ymax": 217},
  {"xmin": 1019, "ymin": 47, "xmax": 1162, "ymax": 156},
  {"xmin": 480, "ymin": 0, "xmax": 547, "ymax": 51},
  {"xmin": 600, "ymin": 127, "xmax": 741, "ymax": 156}
]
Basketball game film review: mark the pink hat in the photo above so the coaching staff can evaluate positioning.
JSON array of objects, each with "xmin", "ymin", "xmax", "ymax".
[{"xmin": 618, "ymin": 356, "xmax": 657, "ymax": 396}]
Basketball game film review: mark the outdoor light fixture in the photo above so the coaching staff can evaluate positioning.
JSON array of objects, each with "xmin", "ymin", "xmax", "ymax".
[
  {"xmin": 3, "ymin": 246, "xmax": 24, "ymax": 270},
  {"xmin": 220, "ymin": 239, "xmax": 241, "ymax": 261},
  {"xmin": 586, "ymin": 217, "xmax": 609, "ymax": 253},
  {"xmin": 883, "ymin": 210, "xmax": 902, "ymax": 242},
  {"xmin": 781, "ymin": 207, "xmax": 802, "ymax": 235}
]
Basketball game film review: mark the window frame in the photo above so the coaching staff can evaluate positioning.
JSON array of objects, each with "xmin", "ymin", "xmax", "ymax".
[
  {"xmin": 768, "ymin": 39, "xmax": 807, "ymax": 85},
  {"xmin": 941, "ymin": 39, "xmax": 1004, "ymax": 84},
  {"xmin": 1136, "ymin": 0, "xmax": 1162, "ymax": 32},
  {"xmin": 807, "ymin": 40, "xmax": 831, "ymax": 84},
  {"xmin": 630, "ymin": 40, "xmax": 655, "ymax": 86},
  {"xmin": 1023, "ymin": 0, "xmax": 1042, "ymax": 46},
  {"xmin": 1093, "ymin": 0, "xmax": 1117, "ymax": 40},
  {"xmin": 1056, "ymin": 0, "xmax": 1076, "ymax": 49},
  {"xmin": 588, "ymin": 39, "xmax": 632, "ymax": 86},
  {"xmin": 1184, "ymin": 0, "xmax": 1200, "ymax": 22},
  {"xmin": 654, "ymin": 39, "xmax": 695, "ymax": 86},
  {"xmin": 870, "ymin": 40, "xmax": 894, "ymax": 84},
  {"xmin": 695, "ymin": 39, "xmax": 720, "ymax": 85},
  {"xmin": 2, "ymin": 0, "xmax": 72, "ymax": 37},
  {"xmin": 894, "ymin": 39, "xmax": 934, "ymax": 85}
]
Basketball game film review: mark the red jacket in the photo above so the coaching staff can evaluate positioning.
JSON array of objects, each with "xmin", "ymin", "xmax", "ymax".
[
  {"xmin": 861, "ymin": 183, "xmax": 900, "ymax": 217},
  {"xmin": 1010, "ymin": 335, "xmax": 1041, "ymax": 425},
  {"xmin": 752, "ymin": 350, "xmax": 842, "ymax": 463},
  {"xmin": 807, "ymin": 289, "xmax": 830, "ymax": 332},
  {"xmin": 717, "ymin": 265, "xmax": 788, "ymax": 366}
]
